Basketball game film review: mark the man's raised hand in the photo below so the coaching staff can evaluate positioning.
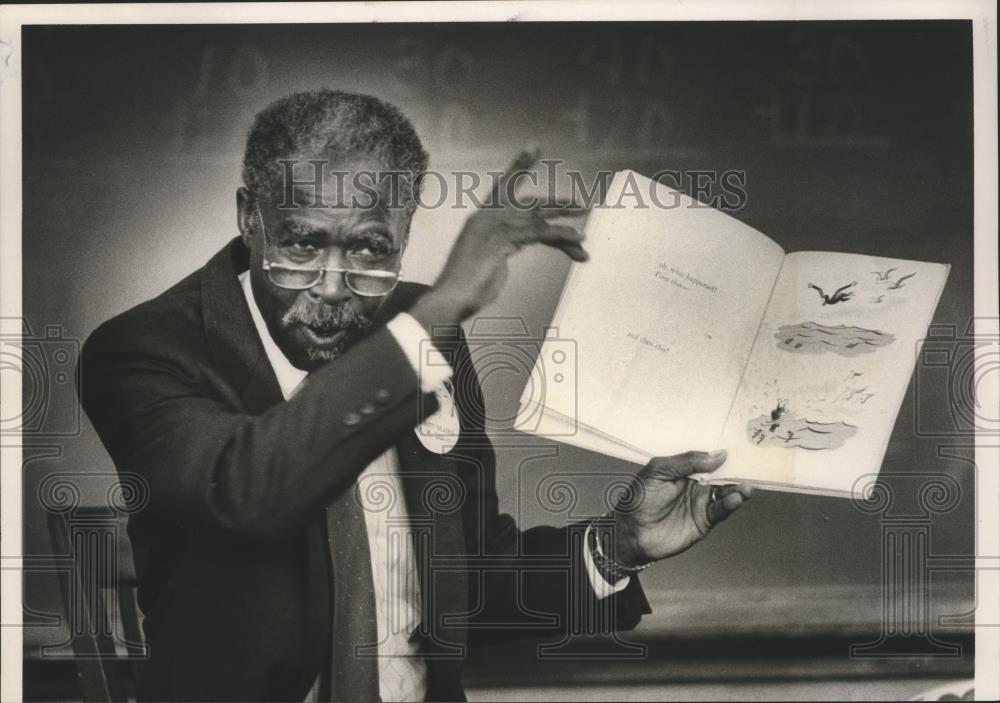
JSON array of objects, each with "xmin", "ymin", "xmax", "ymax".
[{"xmin": 411, "ymin": 148, "xmax": 588, "ymax": 328}]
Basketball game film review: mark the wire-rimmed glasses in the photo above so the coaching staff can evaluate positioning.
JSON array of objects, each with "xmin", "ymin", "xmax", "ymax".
[
  {"xmin": 261, "ymin": 261, "xmax": 401, "ymax": 295},
  {"xmin": 254, "ymin": 202, "xmax": 402, "ymax": 297}
]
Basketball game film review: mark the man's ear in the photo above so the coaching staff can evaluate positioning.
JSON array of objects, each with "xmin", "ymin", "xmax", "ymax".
[{"xmin": 236, "ymin": 187, "xmax": 255, "ymax": 248}]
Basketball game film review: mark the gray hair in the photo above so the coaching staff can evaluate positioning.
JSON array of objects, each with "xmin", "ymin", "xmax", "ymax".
[{"xmin": 241, "ymin": 90, "xmax": 429, "ymax": 215}]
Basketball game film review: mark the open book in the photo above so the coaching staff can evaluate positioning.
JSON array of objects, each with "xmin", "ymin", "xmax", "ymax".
[{"xmin": 515, "ymin": 171, "xmax": 949, "ymax": 498}]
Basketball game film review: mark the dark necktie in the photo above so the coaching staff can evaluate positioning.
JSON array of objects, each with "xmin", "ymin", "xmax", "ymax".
[
  {"xmin": 321, "ymin": 490, "xmax": 381, "ymax": 702},
  {"xmin": 286, "ymin": 374, "xmax": 380, "ymax": 703}
]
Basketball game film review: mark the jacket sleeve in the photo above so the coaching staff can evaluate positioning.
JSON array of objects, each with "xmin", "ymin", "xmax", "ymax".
[
  {"xmin": 440, "ymin": 331, "xmax": 651, "ymax": 643},
  {"xmin": 81, "ymin": 312, "xmax": 439, "ymax": 542}
]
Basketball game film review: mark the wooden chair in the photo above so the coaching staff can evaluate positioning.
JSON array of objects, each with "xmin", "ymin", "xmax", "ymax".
[{"xmin": 46, "ymin": 506, "xmax": 146, "ymax": 703}]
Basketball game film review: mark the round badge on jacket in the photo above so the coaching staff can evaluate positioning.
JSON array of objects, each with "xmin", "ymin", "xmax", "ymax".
[{"xmin": 416, "ymin": 379, "xmax": 460, "ymax": 454}]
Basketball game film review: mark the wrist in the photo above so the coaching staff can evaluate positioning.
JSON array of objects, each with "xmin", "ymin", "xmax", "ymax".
[
  {"xmin": 587, "ymin": 516, "xmax": 653, "ymax": 584},
  {"xmin": 589, "ymin": 513, "xmax": 651, "ymax": 575},
  {"xmin": 604, "ymin": 511, "xmax": 644, "ymax": 568}
]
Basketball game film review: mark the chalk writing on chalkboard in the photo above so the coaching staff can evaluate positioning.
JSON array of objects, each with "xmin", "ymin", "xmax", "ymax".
[
  {"xmin": 564, "ymin": 35, "xmax": 705, "ymax": 159},
  {"xmin": 172, "ymin": 43, "xmax": 270, "ymax": 153},
  {"xmin": 755, "ymin": 32, "xmax": 891, "ymax": 149}
]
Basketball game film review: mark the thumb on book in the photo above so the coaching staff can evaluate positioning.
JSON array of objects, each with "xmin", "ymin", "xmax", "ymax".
[{"xmin": 647, "ymin": 449, "xmax": 727, "ymax": 478}]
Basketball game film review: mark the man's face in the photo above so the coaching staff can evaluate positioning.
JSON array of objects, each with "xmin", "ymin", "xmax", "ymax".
[{"xmin": 238, "ymin": 155, "xmax": 409, "ymax": 371}]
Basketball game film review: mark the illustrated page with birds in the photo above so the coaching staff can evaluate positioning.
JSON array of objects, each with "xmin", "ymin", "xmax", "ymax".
[
  {"xmin": 517, "ymin": 171, "xmax": 949, "ymax": 498},
  {"xmin": 715, "ymin": 250, "xmax": 948, "ymax": 497}
]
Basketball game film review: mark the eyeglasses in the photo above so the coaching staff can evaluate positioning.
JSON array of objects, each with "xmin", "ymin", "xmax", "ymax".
[
  {"xmin": 261, "ymin": 261, "xmax": 400, "ymax": 295},
  {"xmin": 254, "ymin": 202, "xmax": 402, "ymax": 297}
]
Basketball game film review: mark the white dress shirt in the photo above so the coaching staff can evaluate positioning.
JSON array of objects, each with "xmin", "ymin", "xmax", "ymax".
[{"xmin": 237, "ymin": 272, "xmax": 626, "ymax": 702}]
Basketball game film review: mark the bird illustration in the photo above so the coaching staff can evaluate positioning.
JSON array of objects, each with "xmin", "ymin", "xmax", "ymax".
[
  {"xmin": 870, "ymin": 295, "xmax": 885, "ymax": 304},
  {"xmin": 872, "ymin": 267, "xmax": 897, "ymax": 281},
  {"xmin": 769, "ymin": 399, "xmax": 789, "ymax": 432},
  {"xmin": 844, "ymin": 386, "xmax": 870, "ymax": 401},
  {"xmin": 808, "ymin": 281, "xmax": 856, "ymax": 305},
  {"xmin": 770, "ymin": 400, "xmax": 788, "ymax": 423},
  {"xmin": 886, "ymin": 272, "xmax": 916, "ymax": 290}
]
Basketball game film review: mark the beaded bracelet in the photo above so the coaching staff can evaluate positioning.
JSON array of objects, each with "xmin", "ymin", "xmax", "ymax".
[{"xmin": 587, "ymin": 516, "xmax": 655, "ymax": 582}]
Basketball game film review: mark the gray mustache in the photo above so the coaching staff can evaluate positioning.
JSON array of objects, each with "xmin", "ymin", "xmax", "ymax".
[{"xmin": 282, "ymin": 300, "xmax": 373, "ymax": 332}]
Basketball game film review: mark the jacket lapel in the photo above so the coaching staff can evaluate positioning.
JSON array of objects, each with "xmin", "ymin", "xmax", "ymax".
[{"xmin": 199, "ymin": 237, "xmax": 284, "ymax": 414}]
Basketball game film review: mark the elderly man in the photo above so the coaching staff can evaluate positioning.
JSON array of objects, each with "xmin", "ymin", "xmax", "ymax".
[{"xmin": 81, "ymin": 90, "xmax": 751, "ymax": 702}]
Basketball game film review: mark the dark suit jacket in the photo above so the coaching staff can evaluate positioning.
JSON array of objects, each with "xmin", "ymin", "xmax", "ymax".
[{"xmin": 80, "ymin": 237, "xmax": 650, "ymax": 702}]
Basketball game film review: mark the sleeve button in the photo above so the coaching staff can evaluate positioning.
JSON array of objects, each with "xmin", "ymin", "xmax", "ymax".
[
  {"xmin": 374, "ymin": 389, "xmax": 392, "ymax": 403},
  {"xmin": 359, "ymin": 403, "xmax": 376, "ymax": 416},
  {"xmin": 343, "ymin": 412, "xmax": 362, "ymax": 427}
]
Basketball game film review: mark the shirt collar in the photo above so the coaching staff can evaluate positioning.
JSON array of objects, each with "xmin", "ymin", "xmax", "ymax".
[{"xmin": 238, "ymin": 271, "xmax": 307, "ymax": 400}]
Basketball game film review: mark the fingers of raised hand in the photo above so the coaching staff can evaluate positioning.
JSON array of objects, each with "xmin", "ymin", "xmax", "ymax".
[
  {"xmin": 529, "ymin": 223, "xmax": 588, "ymax": 261},
  {"xmin": 535, "ymin": 201, "xmax": 590, "ymax": 219},
  {"xmin": 495, "ymin": 208, "xmax": 588, "ymax": 261},
  {"xmin": 483, "ymin": 148, "xmax": 590, "ymax": 261},
  {"xmin": 492, "ymin": 147, "xmax": 542, "ymax": 205}
]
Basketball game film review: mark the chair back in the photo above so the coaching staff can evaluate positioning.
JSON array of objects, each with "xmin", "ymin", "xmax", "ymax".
[{"xmin": 46, "ymin": 506, "xmax": 146, "ymax": 703}]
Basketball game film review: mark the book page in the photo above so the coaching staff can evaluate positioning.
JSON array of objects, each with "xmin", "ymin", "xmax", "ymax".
[
  {"xmin": 526, "ymin": 406, "xmax": 654, "ymax": 465},
  {"xmin": 716, "ymin": 252, "xmax": 949, "ymax": 496},
  {"xmin": 517, "ymin": 170, "xmax": 785, "ymax": 456}
]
